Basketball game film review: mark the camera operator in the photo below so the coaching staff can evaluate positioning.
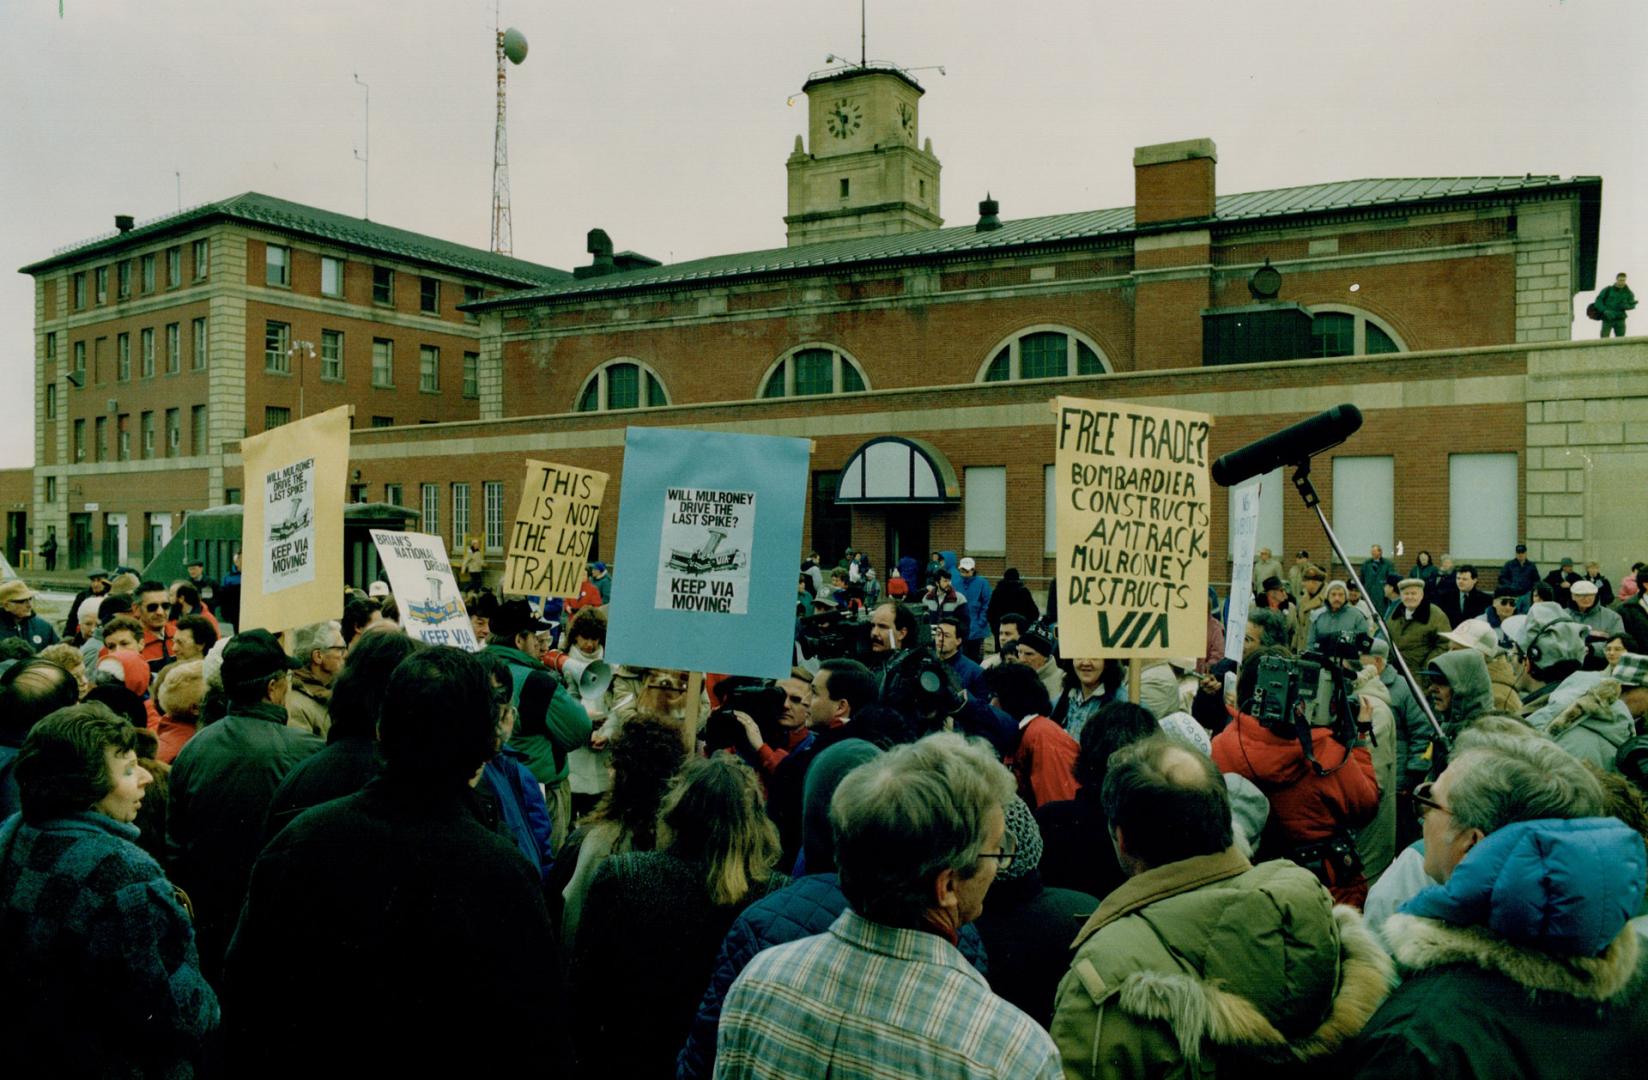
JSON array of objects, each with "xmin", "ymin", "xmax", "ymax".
[
  {"xmin": 722, "ymin": 667, "xmax": 816, "ymax": 778},
  {"xmin": 932, "ymin": 615, "xmax": 990, "ymax": 703},
  {"xmin": 1210, "ymin": 644, "xmax": 1380, "ymax": 905}
]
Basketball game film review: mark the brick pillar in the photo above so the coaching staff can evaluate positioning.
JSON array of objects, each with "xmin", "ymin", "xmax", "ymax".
[{"xmin": 1132, "ymin": 139, "xmax": 1217, "ymax": 371}]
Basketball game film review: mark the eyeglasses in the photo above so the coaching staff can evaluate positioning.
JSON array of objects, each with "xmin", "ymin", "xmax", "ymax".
[
  {"xmin": 978, "ymin": 829, "xmax": 1019, "ymax": 870},
  {"xmin": 1411, "ymin": 781, "xmax": 1449, "ymax": 819},
  {"xmin": 645, "ymin": 681, "xmax": 688, "ymax": 695}
]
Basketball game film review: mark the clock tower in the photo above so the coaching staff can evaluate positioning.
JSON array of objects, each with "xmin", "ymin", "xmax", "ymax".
[{"xmin": 785, "ymin": 65, "xmax": 942, "ymax": 247}]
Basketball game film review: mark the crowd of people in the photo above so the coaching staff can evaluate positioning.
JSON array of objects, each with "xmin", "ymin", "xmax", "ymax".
[{"xmin": 1, "ymin": 536, "xmax": 1646, "ymax": 1077}]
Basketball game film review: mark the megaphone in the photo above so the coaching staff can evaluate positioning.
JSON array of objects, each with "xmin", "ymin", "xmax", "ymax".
[{"xmin": 561, "ymin": 654, "xmax": 613, "ymax": 711}]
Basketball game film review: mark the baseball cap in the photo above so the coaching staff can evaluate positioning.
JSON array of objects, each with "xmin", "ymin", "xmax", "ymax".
[
  {"xmin": 1612, "ymin": 654, "xmax": 1648, "ymax": 688},
  {"xmin": 221, "ymin": 629, "xmax": 304, "ymax": 686},
  {"xmin": 1442, "ymin": 619, "xmax": 1502, "ymax": 658},
  {"xmin": 811, "ymin": 594, "xmax": 839, "ymax": 610},
  {"xmin": 1515, "ymin": 543, "xmax": 1528, "ymax": 554},
  {"xmin": 591, "ymin": 562, "xmax": 607, "ymax": 573},
  {"xmin": 0, "ymin": 580, "xmax": 36, "ymax": 604},
  {"xmin": 87, "ymin": 567, "xmax": 110, "ymax": 580},
  {"xmin": 491, "ymin": 599, "xmax": 550, "ymax": 640},
  {"xmin": 958, "ymin": 557, "xmax": 976, "ymax": 572},
  {"xmin": 367, "ymin": 580, "xmax": 391, "ymax": 598}
]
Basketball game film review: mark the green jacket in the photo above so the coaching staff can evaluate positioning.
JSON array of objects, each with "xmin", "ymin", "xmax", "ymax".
[
  {"xmin": 484, "ymin": 643, "xmax": 592, "ymax": 786},
  {"xmin": 1597, "ymin": 284, "xmax": 1636, "ymax": 320},
  {"xmin": 1051, "ymin": 849, "xmax": 1392, "ymax": 1079}
]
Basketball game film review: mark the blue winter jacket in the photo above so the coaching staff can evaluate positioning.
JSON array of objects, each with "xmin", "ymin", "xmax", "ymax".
[
  {"xmin": 955, "ymin": 572, "xmax": 992, "ymax": 643},
  {"xmin": 1401, "ymin": 816, "xmax": 1646, "ymax": 956},
  {"xmin": 482, "ymin": 745, "xmax": 556, "ymax": 880}
]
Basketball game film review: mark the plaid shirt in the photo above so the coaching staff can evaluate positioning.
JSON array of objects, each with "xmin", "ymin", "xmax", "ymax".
[{"xmin": 714, "ymin": 909, "xmax": 1061, "ymax": 1080}]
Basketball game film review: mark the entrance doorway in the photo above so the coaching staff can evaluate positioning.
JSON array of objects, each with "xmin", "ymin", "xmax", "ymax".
[
  {"xmin": 70, "ymin": 513, "xmax": 92, "ymax": 569},
  {"xmin": 886, "ymin": 508, "xmax": 930, "ymax": 577}
]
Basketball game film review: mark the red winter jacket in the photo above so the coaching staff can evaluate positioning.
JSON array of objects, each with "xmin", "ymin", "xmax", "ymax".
[
  {"xmin": 1210, "ymin": 709, "xmax": 1380, "ymax": 905},
  {"xmin": 1010, "ymin": 715, "xmax": 1080, "ymax": 810}
]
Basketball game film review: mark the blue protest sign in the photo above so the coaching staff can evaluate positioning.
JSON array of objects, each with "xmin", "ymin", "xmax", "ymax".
[{"xmin": 606, "ymin": 426, "xmax": 810, "ymax": 679}]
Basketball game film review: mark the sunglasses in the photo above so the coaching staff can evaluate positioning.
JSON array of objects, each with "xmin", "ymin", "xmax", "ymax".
[{"xmin": 144, "ymin": 602, "xmax": 168, "ymax": 612}]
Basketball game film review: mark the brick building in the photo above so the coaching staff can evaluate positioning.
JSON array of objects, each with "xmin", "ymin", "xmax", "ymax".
[
  {"xmin": 30, "ymin": 64, "xmax": 1642, "ymax": 599},
  {"xmin": 22, "ymin": 194, "xmax": 566, "ymax": 568}
]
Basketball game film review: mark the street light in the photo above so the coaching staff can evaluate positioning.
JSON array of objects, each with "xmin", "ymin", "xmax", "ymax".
[{"xmin": 288, "ymin": 339, "xmax": 316, "ymax": 418}]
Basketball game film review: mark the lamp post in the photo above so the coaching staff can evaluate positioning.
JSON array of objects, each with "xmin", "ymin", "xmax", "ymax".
[{"xmin": 287, "ymin": 339, "xmax": 316, "ymax": 419}]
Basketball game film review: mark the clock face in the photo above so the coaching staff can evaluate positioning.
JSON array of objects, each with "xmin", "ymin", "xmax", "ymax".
[
  {"xmin": 897, "ymin": 102, "xmax": 915, "ymax": 139},
  {"xmin": 826, "ymin": 99, "xmax": 863, "ymax": 139}
]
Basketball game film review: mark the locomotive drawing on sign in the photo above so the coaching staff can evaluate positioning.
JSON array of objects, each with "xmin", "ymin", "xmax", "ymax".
[
  {"xmin": 666, "ymin": 529, "xmax": 747, "ymax": 575},
  {"xmin": 406, "ymin": 574, "xmax": 465, "ymax": 625},
  {"xmin": 269, "ymin": 497, "xmax": 313, "ymax": 543}
]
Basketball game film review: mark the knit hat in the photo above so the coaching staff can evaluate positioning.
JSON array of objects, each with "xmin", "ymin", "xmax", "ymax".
[
  {"xmin": 1016, "ymin": 630, "xmax": 1054, "ymax": 659},
  {"xmin": 203, "ymin": 635, "xmax": 231, "ymax": 691},
  {"xmin": 801, "ymin": 739, "xmax": 882, "ymax": 873},
  {"xmin": 996, "ymin": 795, "xmax": 1044, "ymax": 882}
]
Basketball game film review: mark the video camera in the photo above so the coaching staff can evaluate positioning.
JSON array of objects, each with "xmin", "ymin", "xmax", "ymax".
[
  {"xmin": 796, "ymin": 607, "xmax": 872, "ymax": 663},
  {"xmin": 1249, "ymin": 631, "xmax": 1370, "ymax": 775},
  {"xmin": 701, "ymin": 676, "xmax": 791, "ymax": 759},
  {"xmin": 877, "ymin": 646, "xmax": 965, "ymax": 729}
]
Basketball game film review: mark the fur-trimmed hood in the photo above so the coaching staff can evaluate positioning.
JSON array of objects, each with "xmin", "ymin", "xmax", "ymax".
[
  {"xmin": 1382, "ymin": 912, "xmax": 1642, "ymax": 1003},
  {"xmin": 1112, "ymin": 904, "xmax": 1393, "ymax": 1064}
]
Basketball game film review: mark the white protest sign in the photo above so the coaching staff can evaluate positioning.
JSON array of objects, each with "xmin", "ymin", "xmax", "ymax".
[
  {"xmin": 369, "ymin": 529, "xmax": 479, "ymax": 650},
  {"xmin": 654, "ymin": 486, "xmax": 756, "ymax": 615},
  {"xmin": 1224, "ymin": 477, "xmax": 1262, "ymax": 666},
  {"xmin": 264, "ymin": 457, "xmax": 317, "ymax": 593}
]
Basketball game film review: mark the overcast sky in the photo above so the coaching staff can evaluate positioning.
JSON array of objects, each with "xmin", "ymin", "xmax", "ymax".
[{"xmin": 2, "ymin": 0, "xmax": 1641, "ymax": 467}]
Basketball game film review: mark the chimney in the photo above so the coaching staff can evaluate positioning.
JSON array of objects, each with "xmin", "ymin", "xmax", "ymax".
[
  {"xmin": 573, "ymin": 228, "xmax": 618, "ymax": 279},
  {"xmin": 114, "ymin": 214, "xmax": 135, "ymax": 233},
  {"xmin": 976, "ymin": 193, "xmax": 1002, "ymax": 232},
  {"xmin": 1133, "ymin": 138, "xmax": 1217, "ymax": 227}
]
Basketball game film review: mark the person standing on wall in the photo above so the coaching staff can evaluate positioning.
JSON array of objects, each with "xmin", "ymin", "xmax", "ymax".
[{"xmin": 1596, "ymin": 271, "xmax": 1636, "ymax": 337}]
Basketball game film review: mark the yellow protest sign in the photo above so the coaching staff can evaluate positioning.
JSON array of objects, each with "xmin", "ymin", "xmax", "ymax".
[
  {"xmin": 238, "ymin": 405, "xmax": 350, "ymax": 633},
  {"xmin": 1053, "ymin": 396, "xmax": 1212, "ymax": 658},
  {"xmin": 502, "ymin": 459, "xmax": 610, "ymax": 598}
]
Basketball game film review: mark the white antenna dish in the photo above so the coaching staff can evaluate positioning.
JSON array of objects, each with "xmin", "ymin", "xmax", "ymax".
[{"xmin": 502, "ymin": 27, "xmax": 528, "ymax": 64}]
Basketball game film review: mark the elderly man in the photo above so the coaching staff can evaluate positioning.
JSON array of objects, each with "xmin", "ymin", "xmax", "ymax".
[
  {"xmin": 1387, "ymin": 577, "xmax": 1450, "ymax": 678},
  {"xmin": 285, "ymin": 620, "xmax": 346, "ymax": 739},
  {"xmin": 1054, "ymin": 736, "xmax": 1391, "ymax": 1077},
  {"xmin": 717, "ymin": 732, "xmax": 1062, "ymax": 1080},
  {"xmin": 0, "ymin": 581, "xmax": 58, "ymax": 654},
  {"xmin": 1253, "ymin": 547, "xmax": 1285, "ymax": 594},
  {"xmin": 1360, "ymin": 544, "xmax": 1395, "ymax": 598},
  {"xmin": 1014, "ymin": 628, "xmax": 1064, "ymax": 707},
  {"xmin": 62, "ymin": 566, "xmax": 111, "ymax": 640},
  {"xmin": 1441, "ymin": 618, "xmax": 1521, "ymax": 714},
  {"xmin": 1346, "ymin": 731, "xmax": 1647, "ymax": 1075},
  {"xmin": 1571, "ymin": 579, "xmax": 1625, "ymax": 639},
  {"xmin": 166, "ymin": 629, "xmax": 322, "ymax": 982}
]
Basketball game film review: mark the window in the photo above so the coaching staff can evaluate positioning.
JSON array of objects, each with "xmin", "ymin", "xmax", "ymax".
[
  {"xmin": 384, "ymin": 483, "xmax": 403, "ymax": 506},
  {"xmin": 265, "ymin": 321, "xmax": 291, "ymax": 373},
  {"xmin": 463, "ymin": 352, "xmax": 479, "ymax": 398},
  {"xmin": 484, "ymin": 480, "xmax": 505, "ymax": 551},
  {"xmin": 44, "ymin": 332, "xmax": 55, "ymax": 361},
  {"xmin": 165, "ymin": 408, "xmax": 180, "ymax": 456},
  {"xmin": 320, "ymin": 330, "xmax": 344, "ymax": 380},
  {"xmin": 117, "ymin": 333, "xmax": 131, "ymax": 381},
  {"xmin": 452, "ymin": 483, "xmax": 471, "ymax": 550},
  {"xmin": 191, "ymin": 405, "xmax": 207, "ymax": 456},
  {"xmin": 94, "ymin": 266, "xmax": 108, "ymax": 304},
  {"xmin": 225, "ymin": 488, "xmax": 242, "ymax": 505},
  {"xmin": 839, "ymin": 178, "xmax": 850, "ymax": 198},
  {"xmin": 192, "ymin": 318, "xmax": 207, "ymax": 370},
  {"xmin": 372, "ymin": 338, "xmax": 394, "ymax": 387},
  {"xmin": 140, "ymin": 328, "xmax": 155, "ymax": 378},
  {"xmin": 73, "ymin": 272, "xmax": 87, "ymax": 309},
  {"xmin": 265, "ymin": 244, "xmax": 290, "ymax": 287},
  {"xmin": 420, "ymin": 276, "xmax": 440, "ymax": 314},
  {"xmin": 1449, "ymin": 453, "xmax": 1517, "ymax": 557},
  {"xmin": 372, "ymin": 266, "xmax": 393, "ymax": 305},
  {"xmin": 165, "ymin": 323, "xmax": 180, "ymax": 374},
  {"xmin": 141, "ymin": 254, "xmax": 156, "ymax": 292},
  {"xmin": 95, "ymin": 417, "xmax": 108, "ymax": 462},
  {"xmin": 117, "ymin": 414, "xmax": 130, "ymax": 460},
  {"xmin": 419, "ymin": 345, "xmax": 440, "ymax": 392},
  {"xmin": 463, "ymin": 284, "xmax": 482, "ymax": 323},
  {"xmin": 166, "ymin": 247, "xmax": 181, "ymax": 288},
  {"xmin": 964, "ymin": 466, "xmax": 1007, "ymax": 553},
  {"xmin": 44, "ymin": 476, "xmax": 56, "ymax": 503},
  {"xmin": 1331, "ymin": 456, "xmax": 1394, "ymax": 559},
  {"xmin": 421, "ymin": 483, "xmax": 439, "ymax": 535},
  {"xmin": 1308, "ymin": 308, "xmax": 1406, "ymax": 358},
  {"xmin": 265, "ymin": 406, "xmax": 291, "ymax": 431},
  {"xmin": 321, "ymin": 256, "xmax": 344, "ymax": 297},
  {"xmin": 73, "ymin": 419, "xmax": 85, "ymax": 461},
  {"xmin": 760, "ymin": 345, "xmax": 869, "ymax": 398},
  {"xmin": 371, "ymin": 415, "xmax": 395, "ymax": 428},
  {"xmin": 141, "ymin": 412, "xmax": 155, "ymax": 458},
  {"xmin": 575, "ymin": 359, "xmax": 669, "ymax": 412},
  {"xmin": 117, "ymin": 260, "xmax": 131, "ymax": 299},
  {"xmin": 978, "ymin": 327, "xmax": 1109, "ymax": 382},
  {"xmin": 73, "ymin": 340, "xmax": 85, "ymax": 375},
  {"xmin": 45, "ymin": 383, "xmax": 56, "ymax": 419},
  {"xmin": 192, "ymin": 238, "xmax": 209, "ymax": 280},
  {"xmin": 94, "ymin": 338, "xmax": 106, "ymax": 383},
  {"xmin": 1226, "ymin": 468, "xmax": 1285, "ymax": 566}
]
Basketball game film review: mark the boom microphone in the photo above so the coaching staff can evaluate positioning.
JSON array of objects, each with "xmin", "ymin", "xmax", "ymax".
[{"xmin": 1211, "ymin": 404, "xmax": 1363, "ymax": 487}]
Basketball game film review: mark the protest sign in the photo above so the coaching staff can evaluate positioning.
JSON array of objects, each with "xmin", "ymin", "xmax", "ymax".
[
  {"xmin": 502, "ymin": 460, "xmax": 609, "ymax": 598},
  {"xmin": 606, "ymin": 426, "xmax": 809, "ymax": 679},
  {"xmin": 1224, "ymin": 477, "xmax": 1262, "ymax": 666},
  {"xmin": 370, "ymin": 529, "xmax": 479, "ymax": 649},
  {"xmin": 238, "ymin": 405, "xmax": 348, "ymax": 633},
  {"xmin": 1053, "ymin": 396, "xmax": 1212, "ymax": 658}
]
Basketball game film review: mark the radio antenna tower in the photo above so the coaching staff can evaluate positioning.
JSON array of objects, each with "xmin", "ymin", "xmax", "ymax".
[{"xmin": 491, "ymin": 7, "xmax": 528, "ymax": 255}]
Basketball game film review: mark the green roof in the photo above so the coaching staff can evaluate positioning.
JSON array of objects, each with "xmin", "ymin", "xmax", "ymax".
[
  {"xmin": 20, "ymin": 192, "xmax": 570, "ymax": 286},
  {"xmin": 477, "ymin": 174, "xmax": 1600, "ymax": 306}
]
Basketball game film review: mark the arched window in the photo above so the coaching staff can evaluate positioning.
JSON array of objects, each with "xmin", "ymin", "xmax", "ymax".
[
  {"xmin": 977, "ymin": 326, "xmax": 1110, "ymax": 382},
  {"xmin": 575, "ymin": 359, "xmax": 669, "ymax": 412},
  {"xmin": 1308, "ymin": 307, "xmax": 1405, "ymax": 358},
  {"xmin": 759, "ymin": 344, "xmax": 869, "ymax": 398}
]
